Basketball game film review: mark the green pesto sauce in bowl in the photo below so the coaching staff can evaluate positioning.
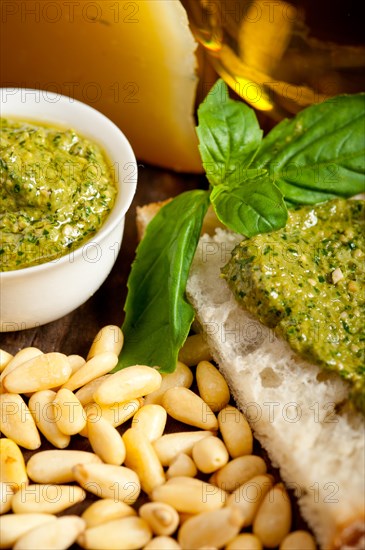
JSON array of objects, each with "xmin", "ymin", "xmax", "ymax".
[
  {"xmin": 222, "ymin": 199, "xmax": 365, "ymax": 413},
  {"xmin": 0, "ymin": 118, "xmax": 117, "ymax": 271}
]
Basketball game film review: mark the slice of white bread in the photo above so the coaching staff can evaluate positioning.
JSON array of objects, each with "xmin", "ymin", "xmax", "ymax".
[
  {"xmin": 136, "ymin": 201, "xmax": 365, "ymax": 549},
  {"xmin": 186, "ymin": 228, "xmax": 365, "ymax": 550}
]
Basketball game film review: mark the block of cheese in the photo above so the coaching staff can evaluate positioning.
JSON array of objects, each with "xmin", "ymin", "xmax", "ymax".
[{"xmin": 0, "ymin": 1, "xmax": 204, "ymax": 172}]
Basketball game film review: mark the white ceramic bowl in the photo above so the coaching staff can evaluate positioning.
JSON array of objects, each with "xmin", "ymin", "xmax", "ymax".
[{"xmin": 0, "ymin": 88, "xmax": 137, "ymax": 331}]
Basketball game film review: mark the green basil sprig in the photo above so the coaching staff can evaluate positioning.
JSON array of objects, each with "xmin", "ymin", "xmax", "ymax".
[
  {"xmin": 210, "ymin": 174, "xmax": 287, "ymax": 237},
  {"xmin": 197, "ymin": 80, "xmax": 365, "ymax": 234},
  {"xmin": 252, "ymin": 93, "xmax": 365, "ymax": 204},
  {"xmin": 117, "ymin": 190, "xmax": 210, "ymax": 372},
  {"xmin": 196, "ymin": 80, "xmax": 263, "ymax": 185},
  {"xmin": 118, "ymin": 80, "xmax": 365, "ymax": 372}
]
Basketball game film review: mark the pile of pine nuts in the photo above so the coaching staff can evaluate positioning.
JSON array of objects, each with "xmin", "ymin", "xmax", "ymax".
[{"xmin": 0, "ymin": 325, "xmax": 317, "ymax": 549}]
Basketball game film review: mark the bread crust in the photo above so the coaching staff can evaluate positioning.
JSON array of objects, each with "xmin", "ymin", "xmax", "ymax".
[
  {"xmin": 136, "ymin": 201, "xmax": 224, "ymax": 241},
  {"xmin": 332, "ymin": 519, "xmax": 365, "ymax": 549}
]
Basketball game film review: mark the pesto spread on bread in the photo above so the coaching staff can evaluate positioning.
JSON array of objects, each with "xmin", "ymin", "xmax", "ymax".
[
  {"xmin": 222, "ymin": 199, "xmax": 365, "ymax": 412},
  {"xmin": 0, "ymin": 118, "xmax": 117, "ymax": 271}
]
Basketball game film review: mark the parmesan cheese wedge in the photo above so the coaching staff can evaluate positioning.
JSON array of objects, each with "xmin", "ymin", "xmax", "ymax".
[{"xmin": 0, "ymin": 1, "xmax": 204, "ymax": 172}]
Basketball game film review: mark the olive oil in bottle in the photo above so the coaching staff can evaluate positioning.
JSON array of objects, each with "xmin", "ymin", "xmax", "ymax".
[{"xmin": 182, "ymin": 0, "xmax": 365, "ymax": 119}]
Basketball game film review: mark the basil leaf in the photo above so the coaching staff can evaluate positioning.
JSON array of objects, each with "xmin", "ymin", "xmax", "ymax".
[
  {"xmin": 117, "ymin": 190, "xmax": 210, "ymax": 373},
  {"xmin": 253, "ymin": 94, "xmax": 365, "ymax": 203},
  {"xmin": 196, "ymin": 80, "xmax": 263, "ymax": 187},
  {"xmin": 211, "ymin": 174, "xmax": 287, "ymax": 237}
]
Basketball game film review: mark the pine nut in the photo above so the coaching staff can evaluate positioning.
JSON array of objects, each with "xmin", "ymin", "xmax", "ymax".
[
  {"xmin": 139, "ymin": 501, "xmax": 179, "ymax": 536},
  {"xmin": 151, "ymin": 477, "xmax": 226, "ymax": 513},
  {"xmin": 253, "ymin": 483, "xmax": 292, "ymax": 547},
  {"xmin": 13, "ymin": 515, "xmax": 86, "ymax": 550},
  {"xmin": 26, "ymin": 450, "xmax": 102, "ymax": 484},
  {"xmin": 2, "ymin": 352, "xmax": 71, "ymax": 394},
  {"xmin": 131, "ymin": 404, "xmax": 167, "ymax": 441},
  {"xmin": 164, "ymin": 476, "xmax": 203, "ymax": 486},
  {"xmin": 0, "ymin": 393, "xmax": 41, "ymax": 450},
  {"xmin": 178, "ymin": 334, "xmax": 212, "ymax": 366},
  {"xmin": 162, "ymin": 387, "xmax": 218, "ymax": 430},
  {"xmin": 123, "ymin": 427, "xmax": 165, "ymax": 494},
  {"xmin": 218, "ymin": 405, "xmax": 253, "ymax": 457},
  {"xmin": 192, "ymin": 436, "xmax": 229, "ymax": 474},
  {"xmin": 0, "ymin": 347, "xmax": 43, "ymax": 392},
  {"xmin": 94, "ymin": 365, "xmax": 162, "ymax": 405},
  {"xmin": 226, "ymin": 474, "xmax": 274, "ymax": 527},
  {"xmin": 177, "ymin": 506, "xmax": 244, "ymax": 549},
  {"xmin": 214, "ymin": 455, "xmax": 267, "ymax": 492},
  {"xmin": 226, "ymin": 533, "xmax": 263, "ymax": 550},
  {"xmin": 87, "ymin": 413, "xmax": 126, "ymax": 465},
  {"xmin": 0, "ymin": 481, "xmax": 14, "ymax": 514},
  {"xmin": 74, "ymin": 375, "xmax": 111, "ymax": 406},
  {"xmin": 82, "ymin": 499, "xmax": 136, "ymax": 528},
  {"xmin": 166, "ymin": 453, "xmax": 197, "ymax": 479},
  {"xmin": 77, "ymin": 516, "xmax": 152, "ymax": 550},
  {"xmin": 72, "ymin": 463, "xmax": 141, "ymax": 503},
  {"xmin": 144, "ymin": 536, "xmax": 181, "ymax": 549},
  {"xmin": 2, "ymin": 348, "xmax": 43, "ymax": 371},
  {"xmin": 28, "ymin": 390, "xmax": 70, "ymax": 449},
  {"xmin": 153, "ymin": 431, "xmax": 214, "ymax": 466},
  {"xmin": 144, "ymin": 362, "xmax": 193, "ymax": 406},
  {"xmin": 0, "ymin": 328, "xmax": 307, "ymax": 550},
  {"xmin": 280, "ymin": 531, "xmax": 317, "ymax": 550},
  {"xmin": 81, "ymin": 398, "xmax": 143, "ymax": 434},
  {"xmin": 0, "ymin": 513, "xmax": 56, "ymax": 549},
  {"xmin": 0, "ymin": 349, "xmax": 13, "ymax": 373},
  {"xmin": 0, "ymin": 438, "xmax": 28, "ymax": 490},
  {"xmin": 196, "ymin": 360, "xmax": 230, "ymax": 412},
  {"xmin": 11, "ymin": 484, "xmax": 86, "ymax": 514},
  {"xmin": 87, "ymin": 325, "xmax": 124, "ymax": 360},
  {"xmin": 62, "ymin": 351, "xmax": 118, "ymax": 392},
  {"xmin": 53, "ymin": 388, "xmax": 86, "ymax": 435},
  {"xmin": 68, "ymin": 354, "xmax": 86, "ymax": 374}
]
